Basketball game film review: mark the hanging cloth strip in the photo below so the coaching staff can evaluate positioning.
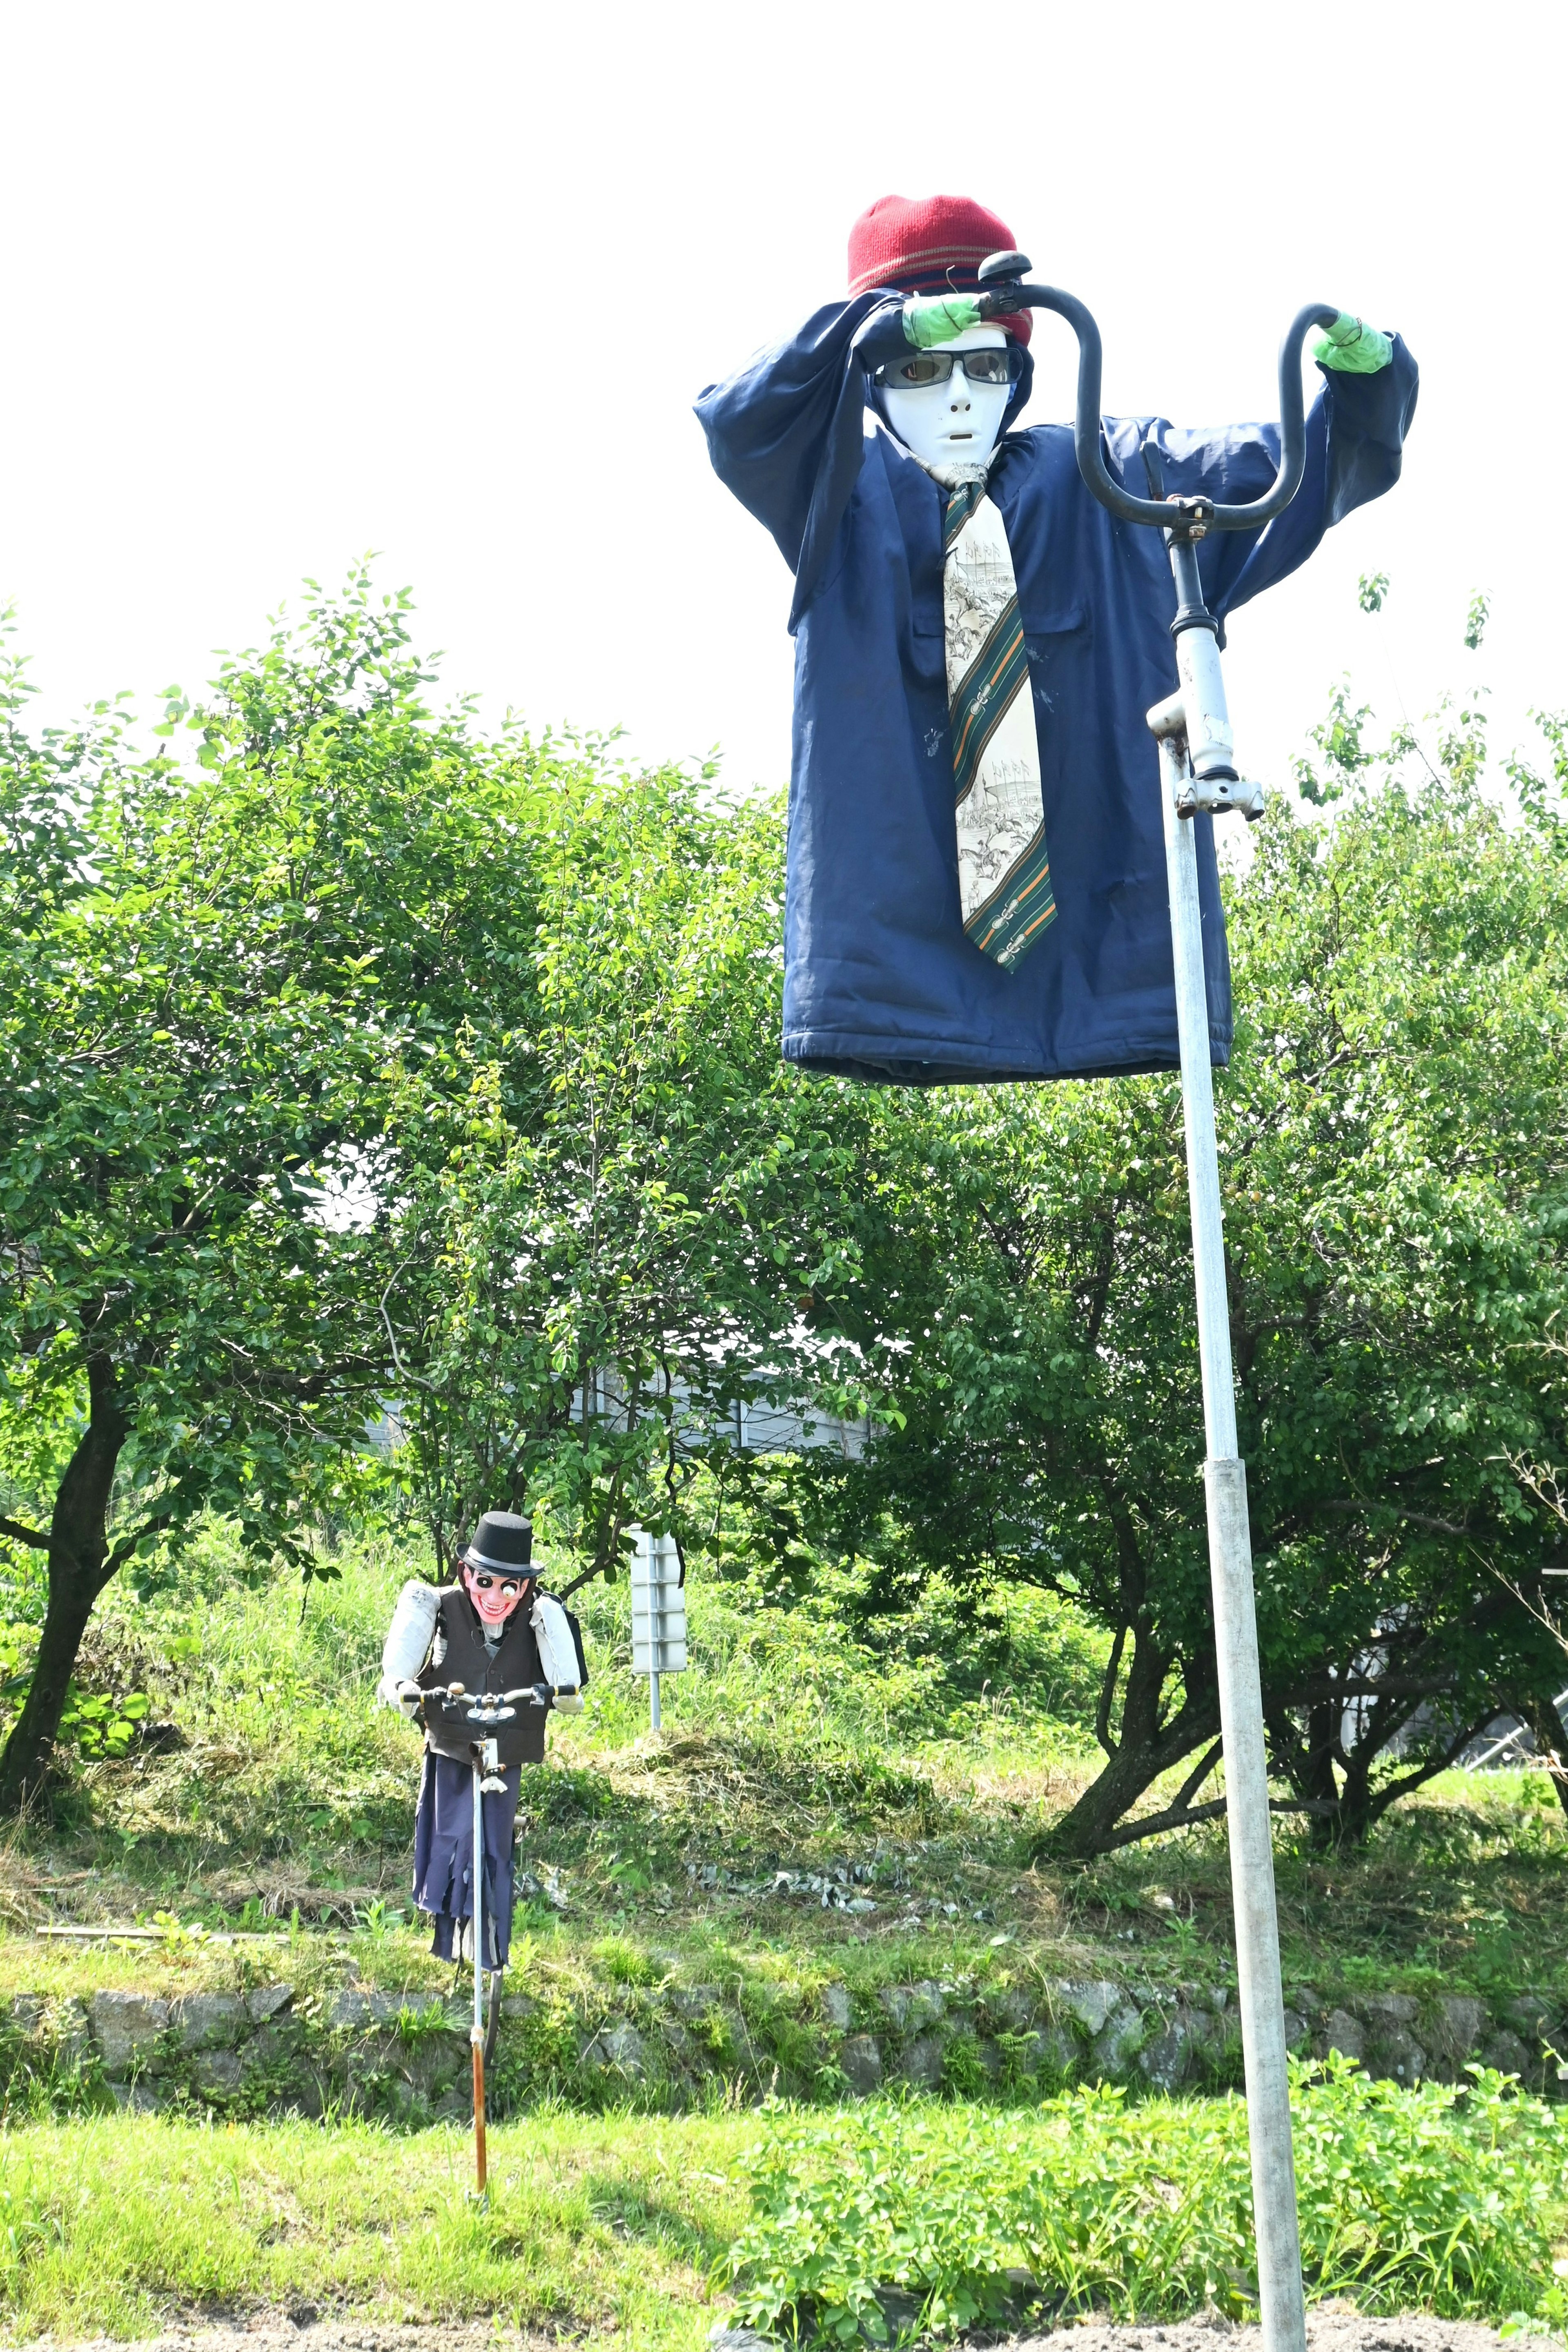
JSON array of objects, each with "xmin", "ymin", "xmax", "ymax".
[{"xmin": 942, "ymin": 479, "xmax": 1056, "ymax": 968}]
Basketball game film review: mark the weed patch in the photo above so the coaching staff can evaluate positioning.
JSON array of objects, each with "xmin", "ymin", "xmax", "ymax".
[{"xmin": 725, "ymin": 2064, "xmax": 1568, "ymax": 2341}]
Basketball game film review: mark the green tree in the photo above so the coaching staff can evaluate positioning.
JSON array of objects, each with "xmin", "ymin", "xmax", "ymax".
[
  {"xmin": 0, "ymin": 572, "xmax": 875, "ymax": 1816},
  {"xmin": 808, "ymin": 710, "xmax": 1568, "ymax": 1850},
  {"xmin": 0, "ymin": 576, "xmax": 566, "ymax": 1807},
  {"xmin": 377, "ymin": 758, "xmax": 875, "ymax": 1585}
]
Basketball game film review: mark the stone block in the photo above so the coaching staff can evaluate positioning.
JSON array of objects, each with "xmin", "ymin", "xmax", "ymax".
[
  {"xmin": 1426, "ymin": 1995, "xmax": 1488, "ymax": 2078},
  {"xmin": 1352, "ymin": 1991, "xmax": 1420, "ymax": 2028},
  {"xmin": 401, "ymin": 2031, "xmax": 470, "ymax": 2096},
  {"xmin": 1369, "ymin": 2028, "xmax": 1427, "ymax": 2084},
  {"xmin": 987, "ymin": 1987, "xmax": 1036, "ymax": 2033},
  {"xmin": 171, "ymin": 1993, "xmax": 247, "ymax": 2050},
  {"xmin": 327, "ymin": 1989, "xmax": 410, "ymax": 2029},
  {"xmin": 583, "ymin": 2021, "xmax": 645, "ymax": 2076},
  {"xmin": 91, "ymin": 1992, "xmax": 171, "ymax": 2078},
  {"xmin": 878, "ymin": 1979, "xmax": 944, "ymax": 2032},
  {"xmin": 49, "ymin": 1998, "xmax": 91, "ymax": 2071},
  {"xmin": 906, "ymin": 1980, "xmax": 945, "ymax": 2029},
  {"xmin": 820, "ymin": 1983, "xmax": 853, "ymax": 2032},
  {"xmin": 8, "ymin": 1997, "xmax": 45, "ymax": 2037},
  {"xmin": 248, "ymin": 2019, "xmax": 297, "ymax": 2068},
  {"xmin": 499, "ymin": 1993, "xmax": 536, "ymax": 2020},
  {"xmin": 839, "ymin": 2033, "xmax": 883, "ymax": 2094},
  {"xmin": 1007, "ymin": 2024, "xmax": 1076, "ymax": 2080},
  {"xmin": 898, "ymin": 2034, "xmax": 945, "ymax": 2089},
  {"xmin": 269, "ymin": 2074, "xmax": 325, "ymax": 2121},
  {"xmin": 109, "ymin": 2079, "xmax": 165, "ymax": 2113},
  {"xmin": 247, "ymin": 1984, "xmax": 294, "ymax": 2026},
  {"xmin": 1280, "ymin": 2009, "xmax": 1310, "ymax": 2051},
  {"xmin": 1139, "ymin": 2012, "xmax": 1214, "ymax": 2093},
  {"xmin": 1056, "ymin": 1980, "xmax": 1122, "ymax": 2036},
  {"xmin": 189, "ymin": 2047, "xmax": 246, "ymax": 2096},
  {"xmin": 1481, "ymin": 2029, "xmax": 1534, "ymax": 2078},
  {"xmin": 1503, "ymin": 1993, "xmax": 1559, "ymax": 2041},
  {"xmin": 668, "ymin": 1985, "xmax": 721, "ymax": 2022},
  {"xmin": 1319, "ymin": 2009, "xmax": 1365, "ymax": 2064},
  {"xmin": 1093, "ymin": 2000, "xmax": 1145, "ymax": 2074}
]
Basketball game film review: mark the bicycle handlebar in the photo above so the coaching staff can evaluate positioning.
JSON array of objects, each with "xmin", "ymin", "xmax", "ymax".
[
  {"xmin": 974, "ymin": 257, "xmax": 1338, "ymax": 533},
  {"xmin": 396, "ymin": 1679, "xmax": 555, "ymax": 1711}
]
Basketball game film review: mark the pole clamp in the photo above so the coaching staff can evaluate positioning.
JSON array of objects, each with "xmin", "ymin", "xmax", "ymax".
[
  {"xmin": 1176, "ymin": 772, "xmax": 1266, "ymax": 822},
  {"xmin": 1164, "ymin": 494, "xmax": 1214, "ymax": 543}
]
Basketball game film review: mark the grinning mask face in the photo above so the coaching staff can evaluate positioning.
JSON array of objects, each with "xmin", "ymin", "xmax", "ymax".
[
  {"xmin": 878, "ymin": 323, "xmax": 1015, "ymax": 470},
  {"xmin": 462, "ymin": 1563, "xmax": 532, "ymax": 1628}
]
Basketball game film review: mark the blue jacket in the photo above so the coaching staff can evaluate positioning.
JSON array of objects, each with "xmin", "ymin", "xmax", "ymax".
[{"xmin": 696, "ymin": 296, "xmax": 1417, "ymax": 1083}]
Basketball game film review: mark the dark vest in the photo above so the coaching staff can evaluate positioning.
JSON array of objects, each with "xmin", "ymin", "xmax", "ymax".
[{"xmin": 416, "ymin": 1585, "xmax": 548, "ymax": 1769}]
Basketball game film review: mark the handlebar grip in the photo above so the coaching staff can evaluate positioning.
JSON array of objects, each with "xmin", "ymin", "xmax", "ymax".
[{"xmin": 982, "ymin": 275, "xmax": 1340, "ymax": 533}]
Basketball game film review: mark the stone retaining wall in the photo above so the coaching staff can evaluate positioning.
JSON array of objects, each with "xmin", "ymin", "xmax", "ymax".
[{"xmin": 2, "ymin": 1975, "xmax": 1560, "ymax": 2126}]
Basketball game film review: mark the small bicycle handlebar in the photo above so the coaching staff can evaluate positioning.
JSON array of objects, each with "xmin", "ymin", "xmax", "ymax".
[
  {"xmin": 974, "ymin": 255, "xmax": 1338, "ymax": 534},
  {"xmin": 397, "ymin": 1678, "xmax": 556, "ymax": 1712}
]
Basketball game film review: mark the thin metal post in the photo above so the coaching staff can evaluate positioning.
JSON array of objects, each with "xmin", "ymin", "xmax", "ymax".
[
  {"xmin": 1156, "ymin": 731, "xmax": 1306, "ymax": 2352},
  {"xmin": 649, "ymin": 1670, "xmax": 662, "ymax": 1731},
  {"xmin": 471, "ymin": 1757, "xmax": 487, "ymax": 2199}
]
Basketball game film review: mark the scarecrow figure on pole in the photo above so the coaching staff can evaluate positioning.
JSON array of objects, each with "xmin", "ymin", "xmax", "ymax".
[
  {"xmin": 378, "ymin": 1509, "xmax": 585, "ymax": 2180},
  {"xmin": 696, "ymin": 192, "xmax": 1416, "ymax": 1084},
  {"xmin": 697, "ymin": 194, "xmax": 1417, "ymax": 2352}
]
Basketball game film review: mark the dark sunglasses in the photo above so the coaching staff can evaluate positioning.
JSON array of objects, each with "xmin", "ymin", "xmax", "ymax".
[{"xmin": 873, "ymin": 347, "xmax": 1023, "ymax": 390}]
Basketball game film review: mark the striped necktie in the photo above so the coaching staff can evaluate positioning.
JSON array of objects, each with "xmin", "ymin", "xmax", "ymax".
[{"xmin": 942, "ymin": 480, "xmax": 1056, "ymax": 969}]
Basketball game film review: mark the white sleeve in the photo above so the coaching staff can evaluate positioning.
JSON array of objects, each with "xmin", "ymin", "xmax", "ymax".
[
  {"xmin": 378, "ymin": 1580, "xmax": 439, "ymax": 1706},
  {"xmin": 531, "ymin": 1593, "xmax": 581, "ymax": 1692}
]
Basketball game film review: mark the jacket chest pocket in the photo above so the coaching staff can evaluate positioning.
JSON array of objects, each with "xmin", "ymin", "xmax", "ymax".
[
  {"xmin": 909, "ymin": 615, "xmax": 947, "ymax": 688},
  {"xmin": 1021, "ymin": 604, "xmax": 1089, "ymax": 715}
]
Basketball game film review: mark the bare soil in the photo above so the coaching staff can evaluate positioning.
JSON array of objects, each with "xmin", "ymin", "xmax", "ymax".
[{"xmin": 17, "ymin": 2312, "xmax": 1560, "ymax": 2352}]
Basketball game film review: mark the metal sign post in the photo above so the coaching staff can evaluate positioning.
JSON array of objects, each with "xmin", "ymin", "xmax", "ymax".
[
  {"xmin": 629, "ymin": 1528, "xmax": 687, "ymax": 1731},
  {"xmin": 965, "ymin": 253, "xmax": 1349, "ymax": 2352}
]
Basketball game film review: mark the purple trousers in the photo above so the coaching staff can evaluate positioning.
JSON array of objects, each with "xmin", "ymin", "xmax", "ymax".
[{"xmin": 410, "ymin": 1748, "xmax": 523, "ymax": 1967}]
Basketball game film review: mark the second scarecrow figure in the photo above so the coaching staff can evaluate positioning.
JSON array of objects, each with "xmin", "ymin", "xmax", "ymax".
[{"xmin": 378, "ymin": 1511, "xmax": 585, "ymax": 2033}]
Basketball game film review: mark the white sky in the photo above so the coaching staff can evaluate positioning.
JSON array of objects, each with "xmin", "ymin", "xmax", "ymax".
[{"xmin": 1, "ymin": 3, "xmax": 1562, "ymax": 804}]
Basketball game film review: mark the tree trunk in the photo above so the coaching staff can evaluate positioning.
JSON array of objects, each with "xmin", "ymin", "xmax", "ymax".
[
  {"xmin": 0, "ymin": 1354, "xmax": 128, "ymax": 1815},
  {"xmin": 1041, "ymin": 1618, "xmax": 1218, "ymax": 1859},
  {"xmin": 1519, "ymin": 1688, "xmax": 1568, "ymax": 1824}
]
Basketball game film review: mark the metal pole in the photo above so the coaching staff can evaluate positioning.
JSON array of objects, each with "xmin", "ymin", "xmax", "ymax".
[
  {"xmin": 649, "ymin": 1669, "xmax": 662, "ymax": 1731},
  {"xmin": 1156, "ymin": 731, "xmax": 1306, "ymax": 2352},
  {"xmin": 470, "ymin": 1756, "xmax": 488, "ymax": 2199}
]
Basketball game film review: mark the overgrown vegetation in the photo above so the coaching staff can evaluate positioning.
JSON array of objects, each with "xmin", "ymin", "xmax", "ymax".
[
  {"xmin": 0, "ymin": 1532, "xmax": 1559, "ymax": 2028},
  {"xmin": 727, "ymin": 2067, "xmax": 1568, "ymax": 2339}
]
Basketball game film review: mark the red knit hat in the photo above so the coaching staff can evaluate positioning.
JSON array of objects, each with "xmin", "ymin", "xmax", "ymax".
[{"xmin": 847, "ymin": 193, "xmax": 1032, "ymax": 346}]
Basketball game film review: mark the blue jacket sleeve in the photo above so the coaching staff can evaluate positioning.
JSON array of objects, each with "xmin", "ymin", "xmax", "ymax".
[
  {"xmin": 695, "ymin": 293, "xmax": 902, "ymax": 630},
  {"xmin": 1101, "ymin": 334, "xmax": 1418, "ymax": 642}
]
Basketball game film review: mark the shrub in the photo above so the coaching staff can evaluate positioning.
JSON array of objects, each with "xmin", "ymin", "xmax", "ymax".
[{"xmin": 725, "ymin": 2062, "xmax": 1568, "ymax": 2341}]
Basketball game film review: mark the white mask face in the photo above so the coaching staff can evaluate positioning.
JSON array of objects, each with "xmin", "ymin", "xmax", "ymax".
[{"xmin": 880, "ymin": 323, "xmax": 1013, "ymax": 470}]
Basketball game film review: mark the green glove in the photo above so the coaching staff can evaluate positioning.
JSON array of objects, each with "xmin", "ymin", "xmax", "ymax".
[
  {"xmin": 903, "ymin": 293, "xmax": 982, "ymax": 349},
  {"xmin": 1311, "ymin": 311, "xmax": 1393, "ymax": 374}
]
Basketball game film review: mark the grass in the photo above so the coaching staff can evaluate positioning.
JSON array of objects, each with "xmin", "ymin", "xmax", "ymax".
[
  {"xmin": 0, "ymin": 2070, "xmax": 1560, "ymax": 2344},
  {"xmin": 0, "ymin": 2107, "xmax": 749, "ymax": 2344}
]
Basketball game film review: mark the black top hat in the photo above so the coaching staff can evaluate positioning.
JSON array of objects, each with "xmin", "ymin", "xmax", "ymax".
[{"xmin": 461, "ymin": 1511, "xmax": 534, "ymax": 1575}]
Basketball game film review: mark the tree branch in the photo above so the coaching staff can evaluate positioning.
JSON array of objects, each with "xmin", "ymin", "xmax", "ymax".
[
  {"xmin": 1172, "ymin": 1739, "xmax": 1223, "ymax": 1812},
  {"xmin": 0, "ymin": 1517, "xmax": 87, "ymax": 1584},
  {"xmin": 1095, "ymin": 1620, "xmax": 1128, "ymax": 1759},
  {"xmin": 1091, "ymin": 1793, "xmax": 1332, "ymax": 1856}
]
